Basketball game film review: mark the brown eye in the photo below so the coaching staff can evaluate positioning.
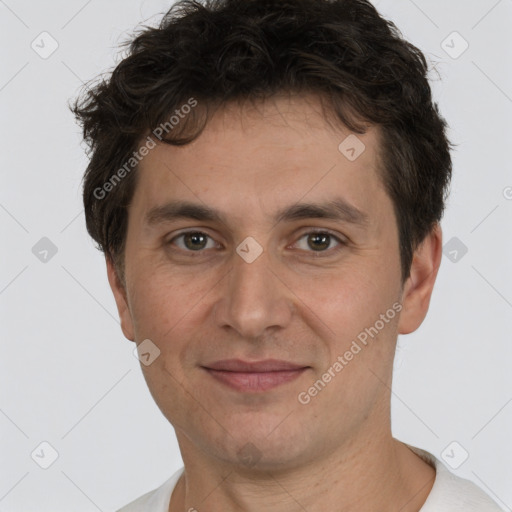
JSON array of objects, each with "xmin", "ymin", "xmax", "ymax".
[
  {"xmin": 307, "ymin": 232, "xmax": 331, "ymax": 251},
  {"xmin": 169, "ymin": 231, "xmax": 217, "ymax": 252},
  {"xmin": 294, "ymin": 231, "xmax": 345, "ymax": 254}
]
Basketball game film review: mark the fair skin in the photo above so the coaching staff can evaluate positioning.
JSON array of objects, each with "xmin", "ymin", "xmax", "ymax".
[{"xmin": 107, "ymin": 94, "xmax": 442, "ymax": 511}]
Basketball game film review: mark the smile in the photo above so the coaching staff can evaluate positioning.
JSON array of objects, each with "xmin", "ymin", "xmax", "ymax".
[
  {"xmin": 203, "ymin": 367, "xmax": 308, "ymax": 392},
  {"xmin": 201, "ymin": 359, "xmax": 310, "ymax": 392}
]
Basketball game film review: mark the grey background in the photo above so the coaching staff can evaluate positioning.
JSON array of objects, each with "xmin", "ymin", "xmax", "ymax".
[{"xmin": 1, "ymin": 0, "xmax": 511, "ymax": 510}]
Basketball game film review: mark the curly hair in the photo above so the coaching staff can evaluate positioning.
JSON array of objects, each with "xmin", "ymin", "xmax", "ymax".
[{"xmin": 71, "ymin": 0, "xmax": 452, "ymax": 285}]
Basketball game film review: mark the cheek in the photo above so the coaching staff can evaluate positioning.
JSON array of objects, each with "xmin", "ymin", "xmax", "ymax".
[
  {"xmin": 298, "ymin": 268, "xmax": 400, "ymax": 415},
  {"xmin": 297, "ymin": 258, "xmax": 401, "ymax": 371},
  {"xmin": 127, "ymin": 266, "xmax": 207, "ymax": 405},
  {"xmin": 307, "ymin": 262, "xmax": 397, "ymax": 326},
  {"xmin": 127, "ymin": 260, "xmax": 203, "ymax": 341}
]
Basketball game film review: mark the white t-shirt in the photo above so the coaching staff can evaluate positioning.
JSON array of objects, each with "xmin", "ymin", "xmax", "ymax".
[{"xmin": 116, "ymin": 444, "xmax": 503, "ymax": 511}]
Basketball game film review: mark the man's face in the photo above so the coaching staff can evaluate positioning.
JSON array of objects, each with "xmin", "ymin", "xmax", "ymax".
[{"xmin": 109, "ymin": 94, "xmax": 413, "ymax": 469}]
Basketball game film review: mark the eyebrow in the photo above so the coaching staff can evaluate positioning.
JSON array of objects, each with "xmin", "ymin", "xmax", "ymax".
[{"xmin": 144, "ymin": 197, "xmax": 370, "ymax": 228}]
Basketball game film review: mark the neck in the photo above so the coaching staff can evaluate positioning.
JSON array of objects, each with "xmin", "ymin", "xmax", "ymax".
[{"xmin": 169, "ymin": 432, "xmax": 435, "ymax": 512}]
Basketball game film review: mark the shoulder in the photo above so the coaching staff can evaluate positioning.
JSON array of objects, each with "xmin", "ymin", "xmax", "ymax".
[
  {"xmin": 406, "ymin": 444, "xmax": 503, "ymax": 512},
  {"xmin": 116, "ymin": 467, "xmax": 184, "ymax": 512},
  {"xmin": 423, "ymin": 462, "xmax": 503, "ymax": 511}
]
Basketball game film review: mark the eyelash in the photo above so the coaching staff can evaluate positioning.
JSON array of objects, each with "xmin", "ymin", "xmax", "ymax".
[{"xmin": 167, "ymin": 229, "xmax": 347, "ymax": 257}]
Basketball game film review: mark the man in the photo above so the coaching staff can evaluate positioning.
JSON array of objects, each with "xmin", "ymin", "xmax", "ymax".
[{"xmin": 72, "ymin": 0, "xmax": 502, "ymax": 510}]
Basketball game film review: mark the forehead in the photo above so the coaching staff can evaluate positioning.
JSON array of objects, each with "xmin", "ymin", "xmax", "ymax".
[{"xmin": 131, "ymin": 94, "xmax": 387, "ymax": 227}]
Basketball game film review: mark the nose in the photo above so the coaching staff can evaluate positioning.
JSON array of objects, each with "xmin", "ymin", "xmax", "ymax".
[{"xmin": 213, "ymin": 244, "xmax": 294, "ymax": 340}]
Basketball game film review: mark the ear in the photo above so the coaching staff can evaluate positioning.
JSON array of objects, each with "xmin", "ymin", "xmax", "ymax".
[
  {"xmin": 106, "ymin": 255, "xmax": 135, "ymax": 342},
  {"xmin": 398, "ymin": 224, "xmax": 443, "ymax": 335}
]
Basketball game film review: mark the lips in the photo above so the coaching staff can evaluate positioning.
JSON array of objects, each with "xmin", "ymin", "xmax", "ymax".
[
  {"xmin": 202, "ymin": 359, "xmax": 309, "ymax": 392},
  {"xmin": 205, "ymin": 359, "xmax": 307, "ymax": 372}
]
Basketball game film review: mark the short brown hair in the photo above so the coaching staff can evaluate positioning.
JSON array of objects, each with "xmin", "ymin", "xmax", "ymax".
[{"xmin": 71, "ymin": 0, "xmax": 452, "ymax": 284}]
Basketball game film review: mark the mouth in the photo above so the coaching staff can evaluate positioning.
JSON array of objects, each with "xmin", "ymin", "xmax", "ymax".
[{"xmin": 201, "ymin": 359, "xmax": 310, "ymax": 392}]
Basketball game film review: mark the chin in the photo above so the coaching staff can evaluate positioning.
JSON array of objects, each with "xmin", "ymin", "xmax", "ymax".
[{"xmin": 205, "ymin": 415, "xmax": 315, "ymax": 470}]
